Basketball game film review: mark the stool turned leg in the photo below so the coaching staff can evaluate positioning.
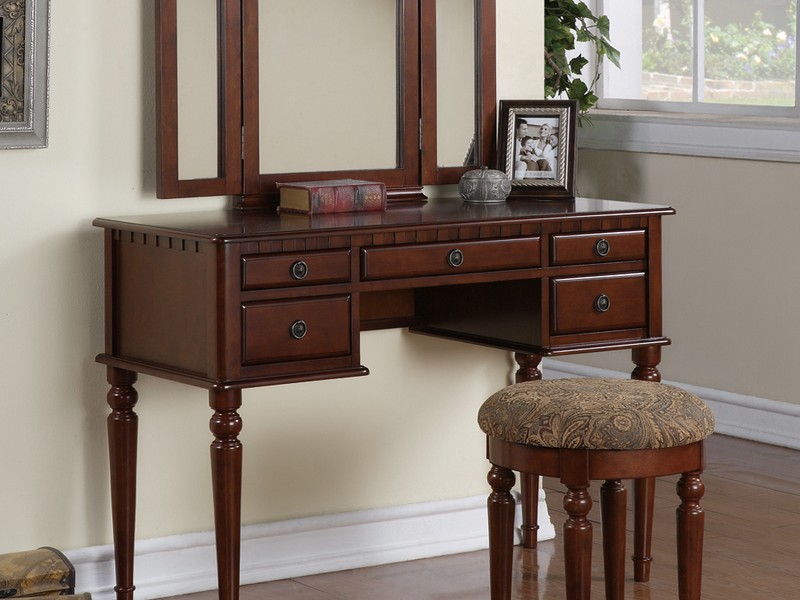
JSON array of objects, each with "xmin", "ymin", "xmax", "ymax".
[
  {"xmin": 633, "ymin": 477, "xmax": 655, "ymax": 582},
  {"xmin": 487, "ymin": 464, "xmax": 516, "ymax": 600},
  {"xmin": 601, "ymin": 480, "xmax": 627, "ymax": 600},
  {"xmin": 631, "ymin": 346, "xmax": 661, "ymax": 582},
  {"xmin": 514, "ymin": 353, "xmax": 542, "ymax": 549},
  {"xmin": 677, "ymin": 470, "xmax": 705, "ymax": 600},
  {"xmin": 519, "ymin": 474, "xmax": 539, "ymax": 548},
  {"xmin": 563, "ymin": 484, "xmax": 593, "ymax": 600}
]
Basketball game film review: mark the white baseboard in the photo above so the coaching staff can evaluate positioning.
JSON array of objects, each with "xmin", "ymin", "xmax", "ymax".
[
  {"xmin": 543, "ymin": 359, "xmax": 800, "ymax": 450},
  {"xmin": 66, "ymin": 493, "xmax": 555, "ymax": 600}
]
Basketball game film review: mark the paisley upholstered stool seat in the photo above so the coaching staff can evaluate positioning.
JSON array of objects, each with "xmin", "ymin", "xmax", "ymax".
[{"xmin": 478, "ymin": 378, "xmax": 715, "ymax": 600}]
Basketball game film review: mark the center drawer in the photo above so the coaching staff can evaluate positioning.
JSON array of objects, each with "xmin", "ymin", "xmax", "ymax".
[{"xmin": 360, "ymin": 237, "xmax": 540, "ymax": 280}]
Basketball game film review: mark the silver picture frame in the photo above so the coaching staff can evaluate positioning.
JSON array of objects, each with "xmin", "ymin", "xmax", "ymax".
[
  {"xmin": 1, "ymin": 0, "xmax": 50, "ymax": 148},
  {"xmin": 497, "ymin": 99, "xmax": 578, "ymax": 199}
]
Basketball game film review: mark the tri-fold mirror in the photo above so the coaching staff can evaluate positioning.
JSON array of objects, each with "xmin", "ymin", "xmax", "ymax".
[{"xmin": 156, "ymin": 0, "xmax": 496, "ymax": 208}]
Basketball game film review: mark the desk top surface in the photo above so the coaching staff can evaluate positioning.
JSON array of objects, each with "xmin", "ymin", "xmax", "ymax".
[{"xmin": 94, "ymin": 197, "xmax": 674, "ymax": 241}]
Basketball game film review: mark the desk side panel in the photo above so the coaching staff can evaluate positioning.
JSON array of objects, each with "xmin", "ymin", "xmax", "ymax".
[{"xmin": 110, "ymin": 230, "xmax": 213, "ymax": 377}]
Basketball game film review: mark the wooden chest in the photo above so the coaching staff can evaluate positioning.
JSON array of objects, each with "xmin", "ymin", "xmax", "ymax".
[{"xmin": 0, "ymin": 547, "xmax": 77, "ymax": 598}]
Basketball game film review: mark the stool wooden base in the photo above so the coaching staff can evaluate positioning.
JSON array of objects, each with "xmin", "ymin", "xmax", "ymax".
[{"xmin": 486, "ymin": 438, "xmax": 706, "ymax": 600}]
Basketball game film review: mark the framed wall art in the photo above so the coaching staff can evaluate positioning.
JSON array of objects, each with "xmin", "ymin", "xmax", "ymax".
[
  {"xmin": 1, "ymin": 0, "xmax": 50, "ymax": 148},
  {"xmin": 497, "ymin": 99, "xmax": 578, "ymax": 199}
]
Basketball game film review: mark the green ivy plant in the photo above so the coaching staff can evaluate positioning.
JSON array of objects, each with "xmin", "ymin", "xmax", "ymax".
[{"xmin": 544, "ymin": 0, "xmax": 620, "ymax": 119}]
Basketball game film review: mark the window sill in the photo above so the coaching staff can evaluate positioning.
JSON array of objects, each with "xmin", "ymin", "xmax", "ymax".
[{"xmin": 577, "ymin": 109, "xmax": 800, "ymax": 163}]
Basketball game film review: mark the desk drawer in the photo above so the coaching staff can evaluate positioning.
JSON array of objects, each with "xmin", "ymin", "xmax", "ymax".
[
  {"xmin": 551, "ymin": 230, "xmax": 646, "ymax": 266},
  {"xmin": 242, "ymin": 295, "xmax": 351, "ymax": 364},
  {"xmin": 242, "ymin": 250, "xmax": 351, "ymax": 290},
  {"xmin": 361, "ymin": 237, "xmax": 540, "ymax": 280},
  {"xmin": 551, "ymin": 273, "xmax": 646, "ymax": 335}
]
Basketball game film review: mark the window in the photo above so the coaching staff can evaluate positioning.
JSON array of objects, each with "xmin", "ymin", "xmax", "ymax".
[{"xmin": 580, "ymin": 0, "xmax": 800, "ymax": 162}]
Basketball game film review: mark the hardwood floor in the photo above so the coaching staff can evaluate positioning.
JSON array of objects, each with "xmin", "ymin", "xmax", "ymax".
[{"xmin": 160, "ymin": 434, "xmax": 800, "ymax": 599}]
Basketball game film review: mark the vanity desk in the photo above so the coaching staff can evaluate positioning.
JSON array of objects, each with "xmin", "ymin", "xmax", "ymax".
[{"xmin": 95, "ymin": 196, "xmax": 673, "ymax": 600}]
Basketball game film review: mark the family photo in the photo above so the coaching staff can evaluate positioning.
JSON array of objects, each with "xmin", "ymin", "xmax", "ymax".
[{"xmin": 513, "ymin": 116, "xmax": 560, "ymax": 180}]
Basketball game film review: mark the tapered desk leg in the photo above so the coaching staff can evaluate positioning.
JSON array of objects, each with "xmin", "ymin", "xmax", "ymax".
[
  {"xmin": 106, "ymin": 367, "xmax": 139, "ymax": 600},
  {"xmin": 631, "ymin": 346, "xmax": 661, "ymax": 581},
  {"xmin": 514, "ymin": 353, "xmax": 542, "ymax": 549},
  {"xmin": 209, "ymin": 388, "xmax": 243, "ymax": 600}
]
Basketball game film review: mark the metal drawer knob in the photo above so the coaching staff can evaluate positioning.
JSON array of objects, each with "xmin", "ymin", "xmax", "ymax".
[
  {"xmin": 594, "ymin": 238, "xmax": 611, "ymax": 257},
  {"xmin": 290, "ymin": 320, "xmax": 307, "ymax": 339},
  {"xmin": 290, "ymin": 260, "xmax": 308, "ymax": 280},
  {"xmin": 594, "ymin": 294, "xmax": 611, "ymax": 313},
  {"xmin": 447, "ymin": 248, "xmax": 464, "ymax": 268}
]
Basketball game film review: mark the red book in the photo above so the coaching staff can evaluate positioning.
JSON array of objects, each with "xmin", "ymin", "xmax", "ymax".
[{"xmin": 277, "ymin": 179, "xmax": 387, "ymax": 214}]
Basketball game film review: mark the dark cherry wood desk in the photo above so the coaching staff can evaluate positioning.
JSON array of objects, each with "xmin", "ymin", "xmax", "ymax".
[{"xmin": 95, "ymin": 197, "xmax": 673, "ymax": 600}]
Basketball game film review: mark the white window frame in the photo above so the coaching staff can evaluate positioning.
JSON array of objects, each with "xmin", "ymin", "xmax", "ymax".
[{"xmin": 580, "ymin": 0, "xmax": 800, "ymax": 162}]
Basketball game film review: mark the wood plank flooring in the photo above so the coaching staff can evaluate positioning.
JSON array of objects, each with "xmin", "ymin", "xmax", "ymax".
[{"xmin": 159, "ymin": 434, "xmax": 800, "ymax": 599}]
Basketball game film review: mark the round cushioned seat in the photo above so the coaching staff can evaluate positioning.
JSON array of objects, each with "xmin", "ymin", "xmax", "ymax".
[{"xmin": 478, "ymin": 378, "xmax": 715, "ymax": 451}]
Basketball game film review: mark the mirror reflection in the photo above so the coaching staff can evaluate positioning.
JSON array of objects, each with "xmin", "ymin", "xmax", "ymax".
[
  {"xmin": 176, "ymin": 0, "xmax": 219, "ymax": 180},
  {"xmin": 436, "ymin": 0, "xmax": 476, "ymax": 168},
  {"xmin": 258, "ymin": 0, "xmax": 398, "ymax": 174}
]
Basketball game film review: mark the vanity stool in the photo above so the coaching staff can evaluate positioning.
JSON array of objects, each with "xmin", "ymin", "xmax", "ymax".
[{"xmin": 477, "ymin": 378, "xmax": 715, "ymax": 600}]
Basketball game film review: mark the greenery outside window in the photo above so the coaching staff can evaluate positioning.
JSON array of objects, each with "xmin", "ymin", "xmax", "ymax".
[{"xmin": 580, "ymin": 0, "xmax": 800, "ymax": 162}]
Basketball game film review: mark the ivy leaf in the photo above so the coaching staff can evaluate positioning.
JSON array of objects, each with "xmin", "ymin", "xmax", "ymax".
[
  {"xmin": 574, "ymin": 1, "xmax": 594, "ymax": 19},
  {"xmin": 597, "ymin": 15, "xmax": 611, "ymax": 39},
  {"xmin": 569, "ymin": 55, "xmax": 589, "ymax": 74},
  {"xmin": 544, "ymin": 15, "xmax": 566, "ymax": 46},
  {"xmin": 601, "ymin": 41, "xmax": 622, "ymax": 68},
  {"xmin": 568, "ymin": 78, "xmax": 588, "ymax": 100},
  {"xmin": 575, "ymin": 27, "xmax": 593, "ymax": 43}
]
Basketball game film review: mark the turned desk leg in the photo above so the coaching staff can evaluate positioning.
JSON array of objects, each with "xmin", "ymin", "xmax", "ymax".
[
  {"xmin": 106, "ymin": 367, "xmax": 139, "ymax": 600},
  {"xmin": 209, "ymin": 389, "xmax": 243, "ymax": 600},
  {"xmin": 514, "ymin": 353, "xmax": 542, "ymax": 549},
  {"xmin": 631, "ymin": 346, "xmax": 662, "ymax": 582}
]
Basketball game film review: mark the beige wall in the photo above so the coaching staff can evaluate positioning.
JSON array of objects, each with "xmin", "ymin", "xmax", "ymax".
[
  {"xmin": 0, "ymin": 1, "xmax": 541, "ymax": 555},
  {"xmin": 571, "ymin": 149, "xmax": 800, "ymax": 406}
]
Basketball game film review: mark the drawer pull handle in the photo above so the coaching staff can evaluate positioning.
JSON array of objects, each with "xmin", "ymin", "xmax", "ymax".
[
  {"xmin": 290, "ymin": 260, "xmax": 309, "ymax": 280},
  {"xmin": 594, "ymin": 294, "xmax": 611, "ymax": 313},
  {"xmin": 447, "ymin": 249, "xmax": 464, "ymax": 268},
  {"xmin": 290, "ymin": 320, "xmax": 308, "ymax": 339},
  {"xmin": 594, "ymin": 238, "xmax": 611, "ymax": 257}
]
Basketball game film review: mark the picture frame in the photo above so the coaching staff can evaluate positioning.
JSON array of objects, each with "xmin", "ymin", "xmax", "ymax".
[
  {"xmin": 1, "ymin": 0, "xmax": 51, "ymax": 149},
  {"xmin": 497, "ymin": 99, "xmax": 578, "ymax": 199}
]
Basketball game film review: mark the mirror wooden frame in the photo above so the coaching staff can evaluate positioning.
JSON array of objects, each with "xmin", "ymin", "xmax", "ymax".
[
  {"xmin": 155, "ymin": 0, "xmax": 496, "ymax": 208},
  {"xmin": 155, "ymin": 0, "xmax": 242, "ymax": 198},
  {"xmin": 420, "ymin": 0, "xmax": 495, "ymax": 186},
  {"xmin": 238, "ymin": 0, "xmax": 423, "ymax": 209}
]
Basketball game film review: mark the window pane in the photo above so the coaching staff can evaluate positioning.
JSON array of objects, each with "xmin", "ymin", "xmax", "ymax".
[
  {"xmin": 704, "ymin": 0, "xmax": 796, "ymax": 106},
  {"xmin": 602, "ymin": 0, "xmax": 797, "ymax": 108},
  {"xmin": 603, "ymin": 1, "xmax": 694, "ymax": 102}
]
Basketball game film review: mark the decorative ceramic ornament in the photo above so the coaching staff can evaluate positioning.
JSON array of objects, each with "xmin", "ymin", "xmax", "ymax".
[{"xmin": 458, "ymin": 166, "xmax": 512, "ymax": 203}]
